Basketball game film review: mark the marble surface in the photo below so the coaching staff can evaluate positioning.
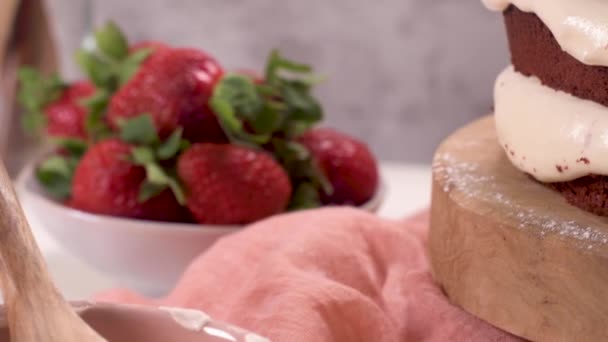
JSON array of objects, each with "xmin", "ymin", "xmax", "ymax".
[{"xmin": 45, "ymin": 0, "xmax": 508, "ymax": 163}]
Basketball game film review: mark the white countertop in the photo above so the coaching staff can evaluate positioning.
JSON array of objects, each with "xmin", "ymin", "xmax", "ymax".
[{"xmin": 29, "ymin": 162, "xmax": 432, "ymax": 299}]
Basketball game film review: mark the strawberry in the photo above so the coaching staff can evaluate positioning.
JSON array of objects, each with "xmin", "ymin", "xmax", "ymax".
[
  {"xmin": 18, "ymin": 67, "xmax": 95, "ymax": 139},
  {"xmin": 44, "ymin": 81, "xmax": 95, "ymax": 138},
  {"xmin": 107, "ymin": 48, "xmax": 227, "ymax": 143},
  {"xmin": 298, "ymin": 128, "xmax": 379, "ymax": 205},
  {"xmin": 177, "ymin": 143, "xmax": 292, "ymax": 224},
  {"xmin": 71, "ymin": 139, "xmax": 186, "ymax": 222},
  {"xmin": 210, "ymin": 50, "xmax": 329, "ymax": 209}
]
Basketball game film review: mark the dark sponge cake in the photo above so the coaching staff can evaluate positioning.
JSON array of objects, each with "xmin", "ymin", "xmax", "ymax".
[
  {"xmin": 550, "ymin": 176, "xmax": 608, "ymax": 217},
  {"xmin": 504, "ymin": 5, "xmax": 608, "ymax": 107},
  {"xmin": 505, "ymin": 5, "xmax": 608, "ymax": 216}
]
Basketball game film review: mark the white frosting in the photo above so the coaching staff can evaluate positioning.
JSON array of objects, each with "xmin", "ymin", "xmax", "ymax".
[
  {"xmin": 482, "ymin": 0, "xmax": 608, "ymax": 66},
  {"xmin": 494, "ymin": 66, "xmax": 608, "ymax": 182}
]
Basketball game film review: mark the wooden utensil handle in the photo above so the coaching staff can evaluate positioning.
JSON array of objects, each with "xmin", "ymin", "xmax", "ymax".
[{"xmin": 0, "ymin": 160, "xmax": 58, "ymax": 302}]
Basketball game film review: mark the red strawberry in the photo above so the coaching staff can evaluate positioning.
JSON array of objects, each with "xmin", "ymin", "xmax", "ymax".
[
  {"xmin": 44, "ymin": 81, "xmax": 95, "ymax": 138},
  {"xmin": 177, "ymin": 143, "xmax": 292, "ymax": 224},
  {"xmin": 107, "ymin": 48, "xmax": 227, "ymax": 143},
  {"xmin": 298, "ymin": 128, "xmax": 379, "ymax": 205},
  {"xmin": 71, "ymin": 139, "xmax": 186, "ymax": 222}
]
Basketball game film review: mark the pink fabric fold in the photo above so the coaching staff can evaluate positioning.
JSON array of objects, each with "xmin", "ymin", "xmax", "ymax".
[{"xmin": 96, "ymin": 207, "xmax": 523, "ymax": 342}]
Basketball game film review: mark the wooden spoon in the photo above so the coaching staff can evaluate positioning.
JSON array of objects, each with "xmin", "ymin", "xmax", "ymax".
[{"xmin": 0, "ymin": 161, "xmax": 106, "ymax": 342}]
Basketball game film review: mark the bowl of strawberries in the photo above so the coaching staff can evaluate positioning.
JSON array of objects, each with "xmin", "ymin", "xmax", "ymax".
[{"xmin": 15, "ymin": 23, "xmax": 384, "ymax": 295}]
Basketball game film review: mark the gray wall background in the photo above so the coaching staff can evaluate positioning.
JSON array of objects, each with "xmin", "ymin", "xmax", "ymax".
[{"xmin": 47, "ymin": 0, "xmax": 509, "ymax": 163}]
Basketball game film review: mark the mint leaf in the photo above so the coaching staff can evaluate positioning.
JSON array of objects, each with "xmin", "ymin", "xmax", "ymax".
[
  {"xmin": 119, "ymin": 114, "xmax": 159, "ymax": 145},
  {"xmin": 157, "ymin": 127, "xmax": 183, "ymax": 160},
  {"xmin": 95, "ymin": 21, "xmax": 129, "ymax": 60},
  {"xmin": 36, "ymin": 156, "xmax": 75, "ymax": 200}
]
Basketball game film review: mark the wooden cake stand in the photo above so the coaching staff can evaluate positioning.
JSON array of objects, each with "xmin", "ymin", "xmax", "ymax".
[{"xmin": 429, "ymin": 116, "xmax": 608, "ymax": 342}]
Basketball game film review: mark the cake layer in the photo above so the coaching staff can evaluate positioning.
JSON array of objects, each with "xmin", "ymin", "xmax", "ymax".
[
  {"xmin": 550, "ymin": 176, "xmax": 608, "ymax": 216},
  {"xmin": 483, "ymin": 0, "xmax": 608, "ymax": 67},
  {"xmin": 504, "ymin": 6, "xmax": 608, "ymax": 108},
  {"xmin": 494, "ymin": 66, "xmax": 608, "ymax": 182}
]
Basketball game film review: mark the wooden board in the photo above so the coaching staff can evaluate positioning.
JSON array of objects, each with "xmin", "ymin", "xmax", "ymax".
[{"xmin": 429, "ymin": 116, "xmax": 608, "ymax": 342}]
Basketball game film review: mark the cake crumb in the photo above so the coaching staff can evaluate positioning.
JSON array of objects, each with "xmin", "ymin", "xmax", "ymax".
[{"xmin": 577, "ymin": 157, "xmax": 590, "ymax": 165}]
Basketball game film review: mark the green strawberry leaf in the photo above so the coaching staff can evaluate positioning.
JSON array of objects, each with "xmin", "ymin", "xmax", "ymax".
[
  {"xmin": 17, "ymin": 67, "xmax": 66, "ymax": 135},
  {"xmin": 82, "ymin": 89, "xmax": 113, "ymax": 139},
  {"xmin": 21, "ymin": 111, "xmax": 47, "ymax": 135},
  {"xmin": 131, "ymin": 146, "xmax": 156, "ymax": 165},
  {"xmin": 157, "ymin": 127, "xmax": 184, "ymax": 160},
  {"xmin": 265, "ymin": 49, "xmax": 312, "ymax": 85},
  {"xmin": 211, "ymin": 96, "xmax": 270, "ymax": 146},
  {"xmin": 17, "ymin": 68, "xmax": 65, "ymax": 111},
  {"xmin": 250, "ymin": 104, "xmax": 283, "ymax": 134},
  {"xmin": 94, "ymin": 21, "xmax": 129, "ymax": 60},
  {"xmin": 75, "ymin": 50, "xmax": 114, "ymax": 89},
  {"xmin": 282, "ymin": 80, "xmax": 322, "ymax": 124},
  {"xmin": 51, "ymin": 137, "xmax": 89, "ymax": 158},
  {"xmin": 140, "ymin": 163, "xmax": 186, "ymax": 205},
  {"xmin": 119, "ymin": 114, "xmax": 160, "ymax": 145},
  {"xmin": 36, "ymin": 155, "xmax": 76, "ymax": 200},
  {"xmin": 288, "ymin": 182, "xmax": 321, "ymax": 210},
  {"xmin": 118, "ymin": 48, "xmax": 153, "ymax": 85},
  {"xmin": 138, "ymin": 181, "xmax": 168, "ymax": 203},
  {"xmin": 211, "ymin": 49, "xmax": 330, "ymax": 210},
  {"xmin": 77, "ymin": 22, "xmax": 150, "ymax": 94}
]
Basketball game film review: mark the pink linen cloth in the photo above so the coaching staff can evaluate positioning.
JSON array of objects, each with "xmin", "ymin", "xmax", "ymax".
[{"xmin": 96, "ymin": 207, "xmax": 523, "ymax": 342}]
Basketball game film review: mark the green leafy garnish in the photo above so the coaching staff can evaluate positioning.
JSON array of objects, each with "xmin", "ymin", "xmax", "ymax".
[
  {"xmin": 94, "ymin": 21, "xmax": 129, "ymax": 60},
  {"xmin": 157, "ymin": 128, "xmax": 184, "ymax": 160},
  {"xmin": 35, "ymin": 149, "xmax": 83, "ymax": 200},
  {"xmin": 210, "ymin": 50, "xmax": 330, "ymax": 210},
  {"xmin": 118, "ymin": 114, "xmax": 160, "ymax": 145},
  {"xmin": 140, "ymin": 163, "xmax": 186, "ymax": 205},
  {"xmin": 74, "ymin": 22, "xmax": 152, "ymax": 140},
  {"xmin": 119, "ymin": 114, "xmax": 187, "ymax": 205},
  {"xmin": 17, "ymin": 67, "xmax": 66, "ymax": 134},
  {"xmin": 76, "ymin": 21, "xmax": 150, "ymax": 92},
  {"xmin": 51, "ymin": 137, "xmax": 89, "ymax": 158}
]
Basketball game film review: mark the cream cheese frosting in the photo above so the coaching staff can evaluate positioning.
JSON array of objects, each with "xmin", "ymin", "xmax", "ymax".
[
  {"xmin": 494, "ymin": 66, "xmax": 608, "ymax": 182},
  {"xmin": 482, "ymin": 0, "xmax": 608, "ymax": 67}
]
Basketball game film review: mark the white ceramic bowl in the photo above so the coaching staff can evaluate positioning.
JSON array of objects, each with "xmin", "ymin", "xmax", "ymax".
[
  {"xmin": 16, "ymin": 159, "xmax": 386, "ymax": 296},
  {"xmin": 0, "ymin": 301, "xmax": 268, "ymax": 341}
]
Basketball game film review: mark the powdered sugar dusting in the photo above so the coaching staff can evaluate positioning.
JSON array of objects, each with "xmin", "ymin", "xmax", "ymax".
[{"xmin": 433, "ymin": 152, "xmax": 608, "ymax": 249}]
